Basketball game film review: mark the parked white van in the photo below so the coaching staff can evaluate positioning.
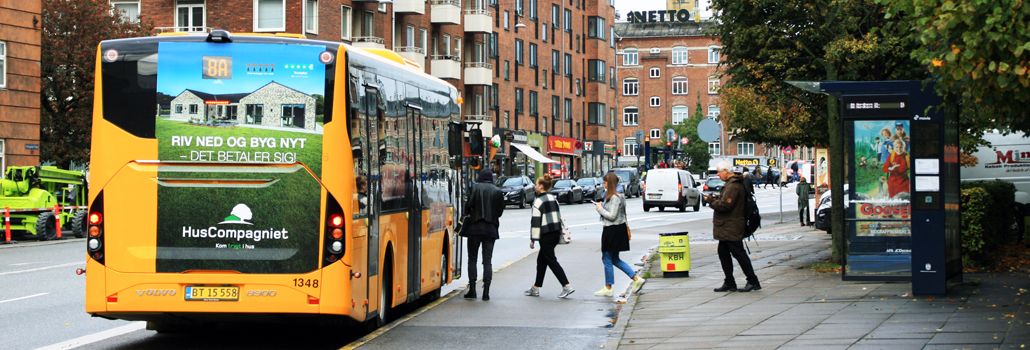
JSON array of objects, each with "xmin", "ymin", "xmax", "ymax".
[
  {"xmin": 964, "ymin": 131, "xmax": 1030, "ymax": 206},
  {"xmin": 642, "ymin": 168, "xmax": 702, "ymax": 212}
]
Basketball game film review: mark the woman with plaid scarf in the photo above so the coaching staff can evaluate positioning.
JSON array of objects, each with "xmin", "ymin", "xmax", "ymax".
[{"xmin": 525, "ymin": 174, "xmax": 575, "ymax": 299}]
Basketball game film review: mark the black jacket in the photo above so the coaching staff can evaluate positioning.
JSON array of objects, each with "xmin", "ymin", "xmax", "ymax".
[{"xmin": 462, "ymin": 181, "xmax": 505, "ymax": 238}]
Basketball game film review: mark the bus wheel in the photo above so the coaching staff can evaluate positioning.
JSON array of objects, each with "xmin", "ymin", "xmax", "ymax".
[
  {"xmin": 72, "ymin": 210, "xmax": 88, "ymax": 238},
  {"xmin": 377, "ymin": 260, "xmax": 393, "ymax": 326},
  {"xmin": 430, "ymin": 251, "xmax": 446, "ymax": 302},
  {"xmin": 35, "ymin": 212, "xmax": 57, "ymax": 241}
]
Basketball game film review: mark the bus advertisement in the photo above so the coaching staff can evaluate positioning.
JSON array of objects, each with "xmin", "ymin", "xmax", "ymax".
[{"xmin": 84, "ymin": 32, "xmax": 461, "ymax": 331}]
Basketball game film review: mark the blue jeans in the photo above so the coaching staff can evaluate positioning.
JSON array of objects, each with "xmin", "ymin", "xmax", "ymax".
[{"xmin": 602, "ymin": 251, "xmax": 636, "ymax": 285}]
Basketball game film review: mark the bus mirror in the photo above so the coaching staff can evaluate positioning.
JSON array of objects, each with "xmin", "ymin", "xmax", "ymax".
[{"xmin": 448, "ymin": 122, "xmax": 462, "ymax": 157}]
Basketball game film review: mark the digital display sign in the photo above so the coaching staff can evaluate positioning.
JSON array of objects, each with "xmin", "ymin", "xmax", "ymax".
[{"xmin": 202, "ymin": 56, "xmax": 232, "ymax": 79}]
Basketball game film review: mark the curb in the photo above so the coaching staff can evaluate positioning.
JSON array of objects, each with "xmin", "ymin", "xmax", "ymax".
[
  {"xmin": 0, "ymin": 238, "xmax": 83, "ymax": 249},
  {"xmin": 603, "ymin": 245, "xmax": 656, "ymax": 349}
]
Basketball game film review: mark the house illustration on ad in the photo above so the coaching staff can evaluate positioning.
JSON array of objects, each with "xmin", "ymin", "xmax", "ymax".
[{"xmin": 169, "ymin": 81, "xmax": 317, "ymax": 131}]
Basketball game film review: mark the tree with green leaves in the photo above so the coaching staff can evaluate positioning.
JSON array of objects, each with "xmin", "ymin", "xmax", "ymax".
[
  {"xmin": 710, "ymin": 0, "xmax": 924, "ymax": 263},
  {"xmin": 41, "ymin": 0, "xmax": 151, "ymax": 168}
]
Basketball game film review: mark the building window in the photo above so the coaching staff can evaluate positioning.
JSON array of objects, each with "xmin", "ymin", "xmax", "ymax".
[
  {"xmin": 708, "ymin": 104, "xmax": 721, "ymax": 118},
  {"xmin": 529, "ymin": 0, "xmax": 537, "ymax": 19},
  {"xmin": 708, "ymin": 76, "xmax": 720, "ymax": 94},
  {"xmin": 442, "ymin": 34, "xmax": 451, "ymax": 56},
  {"xmin": 491, "ymin": 84, "xmax": 499, "ymax": 109},
  {"xmin": 672, "ymin": 46, "xmax": 688, "ymax": 65},
  {"xmin": 622, "ymin": 78, "xmax": 638, "ymax": 96},
  {"xmin": 623, "ymin": 138, "xmax": 639, "ymax": 157},
  {"xmin": 245, "ymin": 104, "xmax": 264, "ymax": 124},
  {"xmin": 189, "ymin": 104, "xmax": 199, "ymax": 114},
  {"xmin": 529, "ymin": 91, "xmax": 538, "ymax": 116},
  {"xmin": 649, "ymin": 129, "xmax": 661, "ymax": 139},
  {"xmin": 552, "ymin": 95, "xmax": 560, "ymax": 120},
  {"xmin": 490, "ymin": 33, "xmax": 498, "ymax": 57},
  {"xmin": 174, "ymin": 104, "xmax": 183, "ymax": 114},
  {"xmin": 564, "ymin": 9, "xmax": 572, "ymax": 32},
  {"xmin": 405, "ymin": 25, "xmax": 415, "ymax": 47},
  {"xmin": 649, "ymin": 96, "xmax": 660, "ymax": 107},
  {"xmin": 0, "ymin": 42, "xmax": 5, "ymax": 88},
  {"xmin": 564, "ymin": 54, "xmax": 572, "ymax": 77},
  {"xmin": 623, "ymin": 48, "xmax": 638, "ymax": 66},
  {"xmin": 588, "ymin": 60, "xmax": 606, "ymax": 82},
  {"xmin": 672, "ymin": 105, "xmax": 688, "ymax": 125},
  {"xmin": 672, "ymin": 77, "xmax": 688, "ymax": 95},
  {"xmin": 588, "ymin": 17, "xmax": 606, "ymax": 39},
  {"xmin": 588, "ymin": 103, "xmax": 606, "ymax": 125},
  {"xmin": 340, "ymin": 6, "xmax": 351, "ymax": 39},
  {"xmin": 609, "ymin": 67, "xmax": 616, "ymax": 88},
  {"xmin": 552, "ymin": 5, "xmax": 560, "ymax": 27},
  {"xmin": 610, "ymin": 27, "xmax": 616, "ymax": 48},
  {"xmin": 378, "ymin": 2, "xmax": 387, "ymax": 12},
  {"xmin": 708, "ymin": 46, "xmax": 721, "ymax": 63},
  {"xmin": 503, "ymin": 11, "xmax": 510, "ymax": 30},
  {"xmin": 737, "ymin": 142, "xmax": 755, "ymax": 156},
  {"xmin": 551, "ymin": 50, "xmax": 559, "ymax": 72},
  {"xmin": 357, "ymin": 11, "xmax": 374, "ymax": 37},
  {"xmin": 528, "ymin": 43, "xmax": 537, "ymax": 68},
  {"xmin": 515, "ymin": 39, "xmax": 523, "ymax": 65},
  {"xmin": 515, "ymin": 88, "xmax": 524, "ymax": 114},
  {"xmin": 515, "ymin": 0, "xmax": 523, "ymax": 15},
  {"xmin": 623, "ymin": 107, "xmax": 638, "ymax": 126},
  {"xmin": 174, "ymin": 1, "xmax": 205, "ymax": 32},
  {"xmin": 420, "ymin": 29, "xmax": 428, "ymax": 53},
  {"xmin": 304, "ymin": 0, "xmax": 318, "ymax": 33},
  {"xmin": 504, "ymin": 60, "xmax": 510, "ymax": 80},
  {"xmin": 649, "ymin": 67, "xmax": 660, "ymax": 78},
  {"xmin": 542, "ymin": 23, "xmax": 547, "ymax": 42},
  {"xmin": 564, "ymin": 98, "xmax": 572, "ymax": 122},
  {"xmin": 111, "ymin": 1, "xmax": 140, "ymax": 23},
  {"xmin": 254, "ymin": 0, "xmax": 286, "ymax": 32},
  {"xmin": 709, "ymin": 142, "xmax": 721, "ymax": 156}
]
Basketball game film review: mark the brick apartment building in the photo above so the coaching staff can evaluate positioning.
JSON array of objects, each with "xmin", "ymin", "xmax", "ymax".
[
  {"xmin": 0, "ymin": 1, "xmax": 42, "ymax": 172},
  {"xmin": 614, "ymin": 17, "xmax": 767, "ymax": 170},
  {"xmin": 115, "ymin": 0, "xmax": 618, "ymax": 178}
]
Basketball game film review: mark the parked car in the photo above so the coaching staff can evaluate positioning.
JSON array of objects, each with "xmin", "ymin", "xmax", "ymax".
[
  {"xmin": 550, "ymin": 179, "xmax": 584, "ymax": 204},
  {"xmin": 498, "ymin": 175, "xmax": 535, "ymax": 208},
  {"xmin": 814, "ymin": 185, "xmax": 850, "ymax": 233},
  {"xmin": 700, "ymin": 177, "xmax": 725, "ymax": 207},
  {"xmin": 612, "ymin": 168, "xmax": 642, "ymax": 198},
  {"xmin": 577, "ymin": 177, "xmax": 603, "ymax": 202},
  {"xmin": 642, "ymin": 168, "xmax": 702, "ymax": 212}
]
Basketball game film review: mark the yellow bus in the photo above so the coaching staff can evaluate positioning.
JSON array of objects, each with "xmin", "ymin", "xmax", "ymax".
[{"xmin": 84, "ymin": 31, "xmax": 461, "ymax": 331}]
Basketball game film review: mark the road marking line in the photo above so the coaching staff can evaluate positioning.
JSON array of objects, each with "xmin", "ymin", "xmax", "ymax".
[
  {"xmin": 10, "ymin": 262, "xmax": 40, "ymax": 266},
  {"xmin": 0, "ymin": 262, "xmax": 82, "ymax": 276},
  {"xmin": 36, "ymin": 322, "xmax": 147, "ymax": 350},
  {"xmin": 0, "ymin": 292, "xmax": 49, "ymax": 304}
]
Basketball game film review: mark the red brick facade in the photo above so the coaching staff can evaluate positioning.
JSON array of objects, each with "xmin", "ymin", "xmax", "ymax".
[{"xmin": 0, "ymin": 0, "xmax": 42, "ymax": 170}]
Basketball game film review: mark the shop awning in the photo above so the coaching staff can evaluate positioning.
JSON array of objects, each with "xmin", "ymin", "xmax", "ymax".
[{"xmin": 512, "ymin": 143, "xmax": 558, "ymax": 164}]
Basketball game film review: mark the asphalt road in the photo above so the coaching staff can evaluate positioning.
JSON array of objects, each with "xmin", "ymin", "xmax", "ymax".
[{"xmin": 0, "ymin": 184, "xmax": 804, "ymax": 350}]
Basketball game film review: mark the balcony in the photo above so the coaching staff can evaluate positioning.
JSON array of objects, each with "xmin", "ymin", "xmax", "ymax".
[
  {"xmin": 464, "ymin": 8, "xmax": 492, "ymax": 33},
  {"xmin": 352, "ymin": 36, "xmax": 385, "ymax": 49},
  {"xmin": 463, "ymin": 61, "xmax": 492, "ymax": 85},
  {"xmin": 430, "ymin": 55, "xmax": 461, "ymax": 80},
  {"xmin": 464, "ymin": 114, "xmax": 489, "ymax": 121},
  {"xmin": 394, "ymin": 0, "xmax": 426, "ymax": 14},
  {"xmin": 430, "ymin": 0, "xmax": 461, "ymax": 25},
  {"xmin": 395, "ymin": 47, "xmax": 426, "ymax": 69}
]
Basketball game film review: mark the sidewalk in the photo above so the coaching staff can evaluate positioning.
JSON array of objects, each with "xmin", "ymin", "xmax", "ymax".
[{"xmin": 608, "ymin": 222, "xmax": 1030, "ymax": 349}]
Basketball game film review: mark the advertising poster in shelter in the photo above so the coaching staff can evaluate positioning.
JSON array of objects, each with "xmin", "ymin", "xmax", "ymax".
[{"xmin": 851, "ymin": 120, "xmax": 912, "ymax": 238}]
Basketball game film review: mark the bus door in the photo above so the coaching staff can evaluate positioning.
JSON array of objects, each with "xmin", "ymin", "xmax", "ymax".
[
  {"xmin": 405, "ymin": 105, "xmax": 423, "ymax": 301},
  {"xmin": 364, "ymin": 87, "xmax": 382, "ymax": 317}
]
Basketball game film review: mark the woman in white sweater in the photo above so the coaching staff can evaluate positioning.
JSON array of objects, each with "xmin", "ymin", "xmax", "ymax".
[{"xmin": 593, "ymin": 173, "xmax": 645, "ymax": 297}]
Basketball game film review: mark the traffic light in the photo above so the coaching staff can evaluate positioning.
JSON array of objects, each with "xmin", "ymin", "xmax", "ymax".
[
  {"xmin": 447, "ymin": 122, "xmax": 462, "ymax": 157},
  {"xmin": 469, "ymin": 128, "xmax": 484, "ymax": 156},
  {"xmin": 666, "ymin": 141, "xmax": 672, "ymax": 147}
]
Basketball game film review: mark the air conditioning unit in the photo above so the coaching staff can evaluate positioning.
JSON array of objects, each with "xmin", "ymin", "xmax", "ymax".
[{"xmin": 649, "ymin": 48, "xmax": 661, "ymax": 54}]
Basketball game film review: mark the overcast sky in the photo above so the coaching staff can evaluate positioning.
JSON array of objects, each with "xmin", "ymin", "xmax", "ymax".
[{"xmin": 612, "ymin": 0, "xmax": 714, "ymax": 22}]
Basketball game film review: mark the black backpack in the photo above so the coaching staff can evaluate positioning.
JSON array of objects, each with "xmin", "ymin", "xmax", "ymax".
[{"xmin": 743, "ymin": 185, "xmax": 761, "ymax": 239}]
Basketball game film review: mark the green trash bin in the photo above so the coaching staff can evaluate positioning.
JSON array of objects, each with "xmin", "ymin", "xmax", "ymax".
[{"xmin": 658, "ymin": 232, "xmax": 690, "ymax": 277}]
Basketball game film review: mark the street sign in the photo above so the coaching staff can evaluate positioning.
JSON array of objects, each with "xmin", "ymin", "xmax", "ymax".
[
  {"xmin": 697, "ymin": 119, "xmax": 721, "ymax": 142},
  {"xmin": 635, "ymin": 130, "xmax": 644, "ymax": 144},
  {"xmin": 783, "ymin": 146, "xmax": 794, "ymax": 154},
  {"xmin": 768, "ymin": 158, "xmax": 777, "ymax": 167},
  {"xmin": 666, "ymin": 128, "xmax": 677, "ymax": 142}
]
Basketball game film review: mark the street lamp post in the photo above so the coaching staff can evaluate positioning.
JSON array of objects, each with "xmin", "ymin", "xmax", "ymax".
[{"xmin": 643, "ymin": 136, "xmax": 651, "ymax": 169}]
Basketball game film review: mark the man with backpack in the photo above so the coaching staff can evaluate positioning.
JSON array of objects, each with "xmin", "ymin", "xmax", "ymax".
[{"xmin": 704, "ymin": 161, "xmax": 761, "ymax": 293}]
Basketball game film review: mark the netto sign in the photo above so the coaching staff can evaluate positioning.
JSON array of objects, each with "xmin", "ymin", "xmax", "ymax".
[{"xmin": 627, "ymin": 9, "xmax": 692, "ymax": 23}]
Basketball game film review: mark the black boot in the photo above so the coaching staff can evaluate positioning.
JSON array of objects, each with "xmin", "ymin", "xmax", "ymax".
[
  {"xmin": 463, "ymin": 282, "xmax": 477, "ymax": 299},
  {"xmin": 482, "ymin": 282, "xmax": 490, "ymax": 301},
  {"xmin": 713, "ymin": 281, "xmax": 737, "ymax": 292},
  {"xmin": 737, "ymin": 281, "xmax": 762, "ymax": 292}
]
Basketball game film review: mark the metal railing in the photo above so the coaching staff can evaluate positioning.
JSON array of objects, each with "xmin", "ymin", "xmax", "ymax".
[
  {"xmin": 394, "ymin": 46, "xmax": 426, "ymax": 54},
  {"xmin": 431, "ymin": 0, "xmax": 461, "ymax": 6},
  {"xmin": 353, "ymin": 36, "xmax": 385, "ymax": 44},
  {"xmin": 463, "ymin": 8, "xmax": 491, "ymax": 15},
  {"xmin": 431, "ymin": 54, "xmax": 462, "ymax": 62},
  {"xmin": 464, "ymin": 61, "xmax": 493, "ymax": 69},
  {"xmin": 464, "ymin": 114, "xmax": 488, "ymax": 121}
]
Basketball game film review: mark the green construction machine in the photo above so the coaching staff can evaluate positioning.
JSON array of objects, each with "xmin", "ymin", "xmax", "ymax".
[{"xmin": 0, "ymin": 166, "xmax": 88, "ymax": 240}]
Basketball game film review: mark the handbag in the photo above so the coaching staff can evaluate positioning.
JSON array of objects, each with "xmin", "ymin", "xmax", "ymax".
[
  {"xmin": 455, "ymin": 215, "xmax": 470, "ymax": 237},
  {"xmin": 558, "ymin": 223, "xmax": 572, "ymax": 245}
]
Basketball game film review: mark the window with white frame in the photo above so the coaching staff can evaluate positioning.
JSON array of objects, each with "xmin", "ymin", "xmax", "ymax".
[
  {"xmin": 503, "ymin": 11, "xmax": 509, "ymax": 30},
  {"xmin": 622, "ymin": 78, "xmax": 638, "ymax": 96},
  {"xmin": 175, "ymin": 0, "xmax": 205, "ymax": 32},
  {"xmin": 255, "ymin": 0, "xmax": 285, "ymax": 31},
  {"xmin": 420, "ymin": 29, "xmax": 428, "ymax": 54},
  {"xmin": 378, "ymin": 2, "xmax": 387, "ymax": 12},
  {"xmin": 672, "ymin": 77, "xmax": 688, "ymax": 95},
  {"xmin": 340, "ymin": 6, "xmax": 351, "ymax": 39},
  {"xmin": 649, "ymin": 129, "xmax": 661, "ymax": 139},
  {"xmin": 649, "ymin": 96, "xmax": 660, "ymax": 107},
  {"xmin": 358, "ymin": 10, "xmax": 373, "ymax": 37},
  {"xmin": 708, "ymin": 46, "xmax": 721, "ymax": 63},
  {"xmin": 623, "ymin": 48, "xmax": 638, "ymax": 66},
  {"xmin": 737, "ymin": 142, "xmax": 755, "ymax": 156},
  {"xmin": 671, "ymin": 105, "xmax": 688, "ymax": 125},
  {"xmin": 305, "ymin": 0, "xmax": 318, "ymax": 33},
  {"xmin": 672, "ymin": 46, "xmax": 688, "ymax": 65},
  {"xmin": 623, "ymin": 138, "xmax": 639, "ymax": 156},
  {"xmin": 709, "ymin": 142, "xmax": 721, "ymax": 155},
  {"xmin": 649, "ymin": 67, "xmax": 660, "ymax": 78},
  {"xmin": 623, "ymin": 107, "xmax": 638, "ymax": 126},
  {"xmin": 0, "ymin": 42, "xmax": 5, "ymax": 88},
  {"xmin": 708, "ymin": 76, "xmax": 720, "ymax": 94},
  {"xmin": 111, "ymin": 1, "xmax": 141, "ymax": 23},
  {"xmin": 708, "ymin": 104, "xmax": 720, "ymax": 118},
  {"xmin": 405, "ymin": 25, "xmax": 415, "ymax": 47}
]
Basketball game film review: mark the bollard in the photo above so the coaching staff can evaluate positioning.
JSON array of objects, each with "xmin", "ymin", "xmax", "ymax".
[
  {"xmin": 54, "ymin": 204, "xmax": 62, "ymax": 239},
  {"xmin": 3, "ymin": 207, "xmax": 12, "ymax": 244}
]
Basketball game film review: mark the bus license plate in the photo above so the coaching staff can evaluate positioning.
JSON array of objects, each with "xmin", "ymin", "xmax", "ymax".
[{"xmin": 185, "ymin": 286, "xmax": 239, "ymax": 301}]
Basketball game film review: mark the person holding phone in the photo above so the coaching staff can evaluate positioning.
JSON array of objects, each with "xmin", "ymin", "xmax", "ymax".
[{"xmin": 592, "ymin": 173, "xmax": 645, "ymax": 297}]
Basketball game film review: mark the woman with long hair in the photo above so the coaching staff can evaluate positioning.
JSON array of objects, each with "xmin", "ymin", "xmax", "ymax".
[
  {"xmin": 883, "ymin": 138, "xmax": 910, "ymax": 198},
  {"xmin": 525, "ymin": 174, "xmax": 575, "ymax": 298},
  {"xmin": 593, "ymin": 173, "xmax": 645, "ymax": 297}
]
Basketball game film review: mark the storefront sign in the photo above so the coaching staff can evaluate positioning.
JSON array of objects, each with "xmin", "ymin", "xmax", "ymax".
[
  {"xmin": 604, "ymin": 144, "xmax": 616, "ymax": 154},
  {"xmin": 627, "ymin": 9, "xmax": 692, "ymax": 23},
  {"xmin": 548, "ymin": 136, "xmax": 577, "ymax": 156},
  {"xmin": 733, "ymin": 158, "xmax": 760, "ymax": 167},
  {"xmin": 513, "ymin": 130, "xmax": 528, "ymax": 144}
]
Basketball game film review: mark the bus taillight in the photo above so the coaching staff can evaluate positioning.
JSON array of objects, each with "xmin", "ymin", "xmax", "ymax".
[
  {"xmin": 323, "ymin": 193, "xmax": 345, "ymax": 266},
  {"xmin": 87, "ymin": 192, "xmax": 105, "ymax": 264},
  {"xmin": 329, "ymin": 214, "xmax": 343, "ymax": 228}
]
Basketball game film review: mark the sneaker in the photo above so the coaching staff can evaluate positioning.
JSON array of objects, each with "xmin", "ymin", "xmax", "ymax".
[
  {"xmin": 631, "ymin": 278, "xmax": 647, "ymax": 293},
  {"xmin": 558, "ymin": 285, "xmax": 576, "ymax": 299},
  {"xmin": 524, "ymin": 286, "xmax": 540, "ymax": 297},
  {"xmin": 593, "ymin": 287, "xmax": 614, "ymax": 297}
]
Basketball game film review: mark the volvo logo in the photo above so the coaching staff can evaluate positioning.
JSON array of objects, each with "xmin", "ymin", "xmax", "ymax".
[
  {"xmin": 247, "ymin": 290, "xmax": 278, "ymax": 297},
  {"xmin": 136, "ymin": 289, "xmax": 177, "ymax": 297}
]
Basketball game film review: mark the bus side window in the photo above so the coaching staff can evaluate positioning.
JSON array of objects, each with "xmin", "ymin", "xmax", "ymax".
[{"xmin": 351, "ymin": 105, "xmax": 369, "ymax": 217}]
